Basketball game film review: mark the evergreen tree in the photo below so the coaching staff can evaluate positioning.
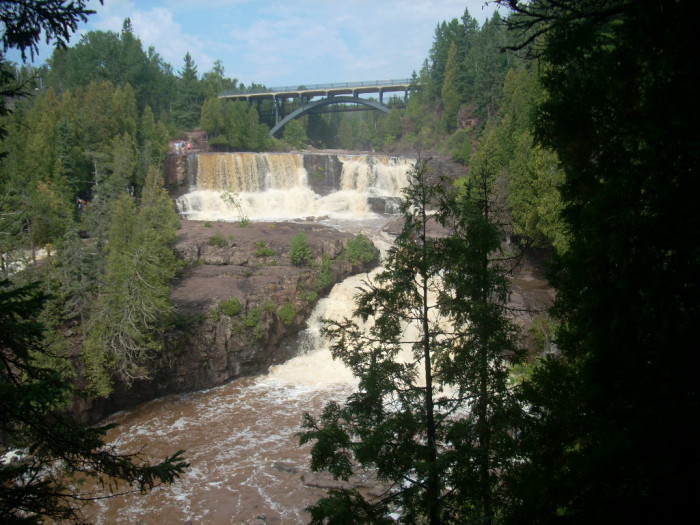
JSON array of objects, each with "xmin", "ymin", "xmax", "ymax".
[
  {"xmin": 56, "ymin": 227, "xmax": 96, "ymax": 325},
  {"xmin": 466, "ymin": 12, "xmax": 511, "ymax": 122},
  {"xmin": 201, "ymin": 59, "xmax": 238, "ymax": 99},
  {"xmin": 440, "ymin": 41, "xmax": 460, "ymax": 132},
  {"xmin": 455, "ymin": 8, "xmax": 480, "ymax": 99},
  {"xmin": 200, "ymin": 98, "xmax": 270, "ymax": 151},
  {"xmin": 500, "ymin": 0, "xmax": 700, "ymax": 521},
  {"xmin": 172, "ymin": 52, "xmax": 202, "ymax": 130},
  {"xmin": 0, "ymin": 87, "xmax": 75, "ymax": 261},
  {"xmin": 138, "ymin": 104, "xmax": 169, "ymax": 183},
  {"xmin": 0, "ymin": 5, "xmax": 188, "ymax": 521},
  {"xmin": 83, "ymin": 167, "xmax": 179, "ymax": 395},
  {"xmin": 0, "ymin": 0, "xmax": 96, "ymax": 61},
  {"xmin": 282, "ymin": 118, "xmax": 307, "ymax": 150},
  {"xmin": 0, "ymin": 279, "xmax": 188, "ymax": 523},
  {"xmin": 427, "ymin": 18, "xmax": 463, "ymax": 102},
  {"xmin": 111, "ymin": 82, "xmax": 138, "ymax": 139},
  {"xmin": 199, "ymin": 96, "xmax": 229, "ymax": 148},
  {"xmin": 300, "ymin": 159, "xmax": 523, "ymax": 523},
  {"xmin": 76, "ymin": 80, "xmax": 122, "ymax": 154}
]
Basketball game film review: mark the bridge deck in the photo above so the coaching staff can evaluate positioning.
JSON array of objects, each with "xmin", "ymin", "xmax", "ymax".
[{"xmin": 220, "ymin": 79, "xmax": 413, "ymax": 101}]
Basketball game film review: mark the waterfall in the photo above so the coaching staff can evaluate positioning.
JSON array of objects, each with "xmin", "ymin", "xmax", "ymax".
[
  {"xmin": 90, "ymin": 151, "xmax": 417, "ymax": 523},
  {"xmin": 193, "ymin": 152, "xmax": 306, "ymax": 192},
  {"xmin": 176, "ymin": 152, "xmax": 413, "ymax": 221}
]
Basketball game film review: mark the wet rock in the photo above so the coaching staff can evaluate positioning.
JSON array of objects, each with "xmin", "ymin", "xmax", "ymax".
[
  {"xmin": 272, "ymin": 461, "xmax": 300, "ymax": 474},
  {"xmin": 301, "ymin": 472, "xmax": 387, "ymax": 498},
  {"xmin": 303, "ymin": 153, "xmax": 343, "ymax": 195}
]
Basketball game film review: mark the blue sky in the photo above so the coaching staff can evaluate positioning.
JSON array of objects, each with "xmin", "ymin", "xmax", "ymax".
[{"xmin": 11, "ymin": 0, "xmax": 502, "ymax": 88}]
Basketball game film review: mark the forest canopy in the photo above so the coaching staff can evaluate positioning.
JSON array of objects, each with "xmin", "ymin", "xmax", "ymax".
[{"xmin": 1, "ymin": 0, "xmax": 697, "ymax": 522}]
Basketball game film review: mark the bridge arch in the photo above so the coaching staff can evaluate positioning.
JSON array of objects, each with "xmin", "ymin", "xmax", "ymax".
[{"xmin": 269, "ymin": 96, "xmax": 390, "ymax": 137}]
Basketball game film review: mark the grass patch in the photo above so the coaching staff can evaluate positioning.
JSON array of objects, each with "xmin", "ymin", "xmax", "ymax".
[{"xmin": 242, "ymin": 305, "xmax": 269, "ymax": 340}]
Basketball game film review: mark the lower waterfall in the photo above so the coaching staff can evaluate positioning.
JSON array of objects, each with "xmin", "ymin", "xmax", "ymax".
[{"xmin": 91, "ymin": 152, "xmax": 412, "ymax": 524}]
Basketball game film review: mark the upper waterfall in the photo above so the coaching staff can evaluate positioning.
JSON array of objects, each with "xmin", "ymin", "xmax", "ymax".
[{"xmin": 176, "ymin": 152, "xmax": 413, "ymax": 222}]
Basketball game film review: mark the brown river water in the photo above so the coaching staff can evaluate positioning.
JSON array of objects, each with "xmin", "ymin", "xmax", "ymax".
[
  {"xmin": 91, "ymin": 373, "xmax": 353, "ymax": 524},
  {"xmin": 89, "ymin": 269, "xmax": 370, "ymax": 525},
  {"xmin": 88, "ymin": 152, "xmax": 413, "ymax": 524},
  {"xmin": 86, "ymin": 153, "xmax": 496, "ymax": 524}
]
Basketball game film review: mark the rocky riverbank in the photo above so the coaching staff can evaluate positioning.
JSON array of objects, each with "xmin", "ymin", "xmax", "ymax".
[{"xmin": 76, "ymin": 219, "xmax": 377, "ymax": 423}]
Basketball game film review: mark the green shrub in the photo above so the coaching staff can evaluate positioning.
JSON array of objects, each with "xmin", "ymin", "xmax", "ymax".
[
  {"xmin": 277, "ymin": 303, "xmax": 297, "ymax": 325},
  {"xmin": 220, "ymin": 297, "xmax": 242, "ymax": 316},
  {"xmin": 243, "ymin": 306, "xmax": 264, "ymax": 328},
  {"xmin": 204, "ymin": 221, "xmax": 213, "ymax": 228},
  {"xmin": 301, "ymin": 290, "xmax": 318, "ymax": 304},
  {"xmin": 529, "ymin": 314, "xmax": 557, "ymax": 352},
  {"xmin": 314, "ymin": 255, "xmax": 334, "ymax": 291},
  {"xmin": 253, "ymin": 323, "xmax": 267, "ymax": 340},
  {"xmin": 254, "ymin": 241, "xmax": 276, "ymax": 257},
  {"xmin": 290, "ymin": 232, "xmax": 314, "ymax": 266},
  {"xmin": 207, "ymin": 232, "xmax": 227, "ymax": 247},
  {"xmin": 242, "ymin": 306, "xmax": 268, "ymax": 340},
  {"xmin": 262, "ymin": 300, "xmax": 276, "ymax": 313},
  {"xmin": 345, "ymin": 234, "xmax": 379, "ymax": 265}
]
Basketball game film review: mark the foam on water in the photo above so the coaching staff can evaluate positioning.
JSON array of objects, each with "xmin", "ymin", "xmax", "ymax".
[
  {"xmin": 89, "ymin": 152, "xmax": 414, "ymax": 523},
  {"xmin": 176, "ymin": 152, "xmax": 413, "ymax": 222}
]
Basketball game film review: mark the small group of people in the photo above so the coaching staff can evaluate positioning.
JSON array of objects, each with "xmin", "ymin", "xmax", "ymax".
[{"xmin": 173, "ymin": 140, "xmax": 192, "ymax": 155}]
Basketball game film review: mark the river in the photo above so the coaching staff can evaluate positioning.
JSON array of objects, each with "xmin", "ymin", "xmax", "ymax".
[{"xmin": 89, "ymin": 152, "xmax": 411, "ymax": 524}]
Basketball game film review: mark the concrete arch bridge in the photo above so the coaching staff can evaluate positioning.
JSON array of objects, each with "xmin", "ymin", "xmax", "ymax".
[{"xmin": 219, "ymin": 79, "xmax": 415, "ymax": 136}]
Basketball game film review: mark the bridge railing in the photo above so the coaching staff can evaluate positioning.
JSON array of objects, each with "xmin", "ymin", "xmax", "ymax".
[{"xmin": 220, "ymin": 79, "xmax": 414, "ymax": 97}]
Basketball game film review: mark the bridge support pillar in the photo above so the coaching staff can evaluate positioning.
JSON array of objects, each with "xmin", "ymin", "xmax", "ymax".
[{"xmin": 273, "ymin": 96, "xmax": 287, "ymax": 125}]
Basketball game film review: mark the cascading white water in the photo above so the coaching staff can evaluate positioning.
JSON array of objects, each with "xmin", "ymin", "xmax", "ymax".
[
  {"xmin": 176, "ymin": 152, "xmax": 413, "ymax": 222},
  {"xmin": 93, "ymin": 276, "xmax": 367, "ymax": 524},
  {"xmin": 91, "ymin": 152, "xmax": 413, "ymax": 524}
]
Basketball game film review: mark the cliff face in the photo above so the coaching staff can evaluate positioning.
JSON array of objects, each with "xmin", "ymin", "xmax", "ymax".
[{"xmin": 78, "ymin": 219, "xmax": 377, "ymax": 423}]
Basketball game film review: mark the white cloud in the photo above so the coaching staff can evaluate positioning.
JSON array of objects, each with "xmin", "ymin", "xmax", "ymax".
[
  {"xmin": 13, "ymin": 0, "xmax": 503, "ymax": 85},
  {"xmin": 218, "ymin": 0, "xmax": 501, "ymax": 85},
  {"xmin": 88, "ymin": 0, "xmax": 217, "ymax": 72},
  {"xmin": 130, "ymin": 8, "xmax": 216, "ymax": 71}
]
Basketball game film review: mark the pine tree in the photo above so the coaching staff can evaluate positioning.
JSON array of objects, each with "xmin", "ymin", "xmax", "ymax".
[
  {"xmin": 56, "ymin": 227, "xmax": 96, "ymax": 325},
  {"xmin": 499, "ymin": 0, "xmax": 700, "ymax": 521},
  {"xmin": 0, "ymin": 5, "xmax": 188, "ymax": 521},
  {"xmin": 172, "ymin": 52, "xmax": 202, "ymax": 129},
  {"xmin": 441, "ymin": 41, "xmax": 461, "ymax": 132},
  {"xmin": 83, "ymin": 167, "xmax": 179, "ymax": 395},
  {"xmin": 201, "ymin": 59, "xmax": 238, "ymax": 99},
  {"xmin": 0, "ymin": 279, "xmax": 188, "ymax": 523},
  {"xmin": 138, "ymin": 104, "xmax": 169, "ymax": 183},
  {"xmin": 299, "ymin": 159, "xmax": 523, "ymax": 523}
]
